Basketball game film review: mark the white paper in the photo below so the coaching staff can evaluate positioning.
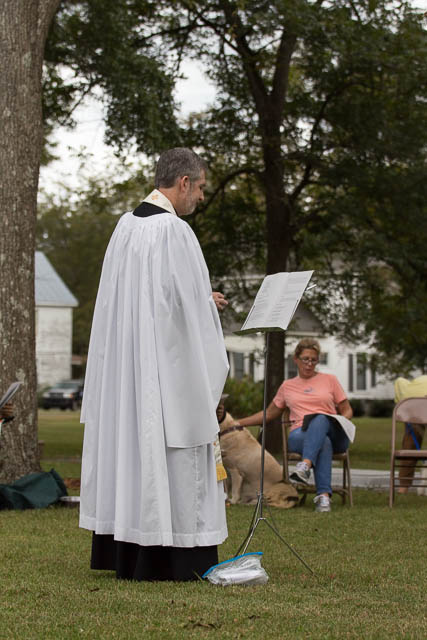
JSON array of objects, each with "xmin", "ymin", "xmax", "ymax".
[
  {"xmin": 0, "ymin": 382, "xmax": 22, "ymax": 410},
  {"xmin": 237, "ymin": 271, "xmax": 314, "ymax": 334},
  {"xmin": 324, "ymin": 413, "xmax": 356, "ymax": 443}
]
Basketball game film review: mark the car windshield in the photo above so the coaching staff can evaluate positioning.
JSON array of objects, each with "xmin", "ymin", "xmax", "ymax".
[{"xmin": 55, "ymin": 383, "xmax": 78, "ymax": 389}]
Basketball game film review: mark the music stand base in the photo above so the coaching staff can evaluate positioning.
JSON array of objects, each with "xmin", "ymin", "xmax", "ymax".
[{"xmin": 235, "ymin": 493, "xmax": 315, "ymax": 575}]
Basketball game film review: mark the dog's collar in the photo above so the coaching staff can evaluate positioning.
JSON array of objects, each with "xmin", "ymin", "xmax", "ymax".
[{"xmin": 219, "ymin": 424, "xmax": 245, "ymax": 439}]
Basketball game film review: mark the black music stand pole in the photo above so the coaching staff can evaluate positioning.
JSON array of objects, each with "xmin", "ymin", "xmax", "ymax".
[{"xmin": 235, "ymin": 331, "xmax": 314, "ymax": 575}]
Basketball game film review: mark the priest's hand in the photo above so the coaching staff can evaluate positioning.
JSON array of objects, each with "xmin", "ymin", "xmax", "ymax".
[{"xmin": 212, "ymin": 291, "xmax": 228, "ymax": 311}]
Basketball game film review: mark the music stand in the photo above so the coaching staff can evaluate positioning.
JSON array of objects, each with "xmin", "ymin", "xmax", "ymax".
[{"xmin": 233, "ymin": 272, "xmax": 315, "ymax": 575}]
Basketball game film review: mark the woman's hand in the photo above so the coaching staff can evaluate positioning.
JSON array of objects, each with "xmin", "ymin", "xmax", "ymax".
[
  {"xmin": 238, "ymin": 401, "xmax": 283, "ymax": 427},
  {"xmin": 337, "ymin": 399, "xmax": 353, "ymax": 420}
]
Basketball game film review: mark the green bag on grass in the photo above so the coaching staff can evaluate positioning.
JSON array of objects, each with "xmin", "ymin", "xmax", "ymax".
[{"xmin": 0, "ymin": 468, "xmax": 67, "ymax": 510}]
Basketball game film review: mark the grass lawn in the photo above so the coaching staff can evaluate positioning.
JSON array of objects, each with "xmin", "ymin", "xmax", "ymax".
[
  {"xmin": 1, "ymin": 491, "xmax": 426, "ymax": 639},
  {"xmin": 1, "ymin": 411, "xmax": 424, "ymax": 638},
  {"xmin": 39, "ymin": 410, "xmax": 84, "ymax": 480},
  {"xmin": 37, "ymin": 410, "xmax": 405, "ymax": 479},
  {"xmin": 351, "ymin": 416, "xmax": 403, "ymax": 470}
]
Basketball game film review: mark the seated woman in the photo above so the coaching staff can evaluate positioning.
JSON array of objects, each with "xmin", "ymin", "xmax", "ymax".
[{"xmin": 235, "ymin": 338, "xmax": 353, "ymax": 512}]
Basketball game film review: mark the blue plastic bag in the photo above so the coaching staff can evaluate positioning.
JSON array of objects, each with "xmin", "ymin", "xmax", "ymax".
[{"xmin": 203, "ymin": 552, "xmax": 269, "ymax": 586}]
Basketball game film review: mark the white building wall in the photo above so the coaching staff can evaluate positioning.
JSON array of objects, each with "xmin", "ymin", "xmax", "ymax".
[
  {"xmin": 36, "ymin": 306, "xmax": 73, "ymax": 387},
  {"xmin": 225, "ymin": 333, "xmax": 265, "ymax": 382}
]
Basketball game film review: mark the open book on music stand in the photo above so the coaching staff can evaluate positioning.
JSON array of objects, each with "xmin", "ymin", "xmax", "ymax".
[{"xmin": 234, "ymin": 271, "xmax": 315, "ymax": 574}]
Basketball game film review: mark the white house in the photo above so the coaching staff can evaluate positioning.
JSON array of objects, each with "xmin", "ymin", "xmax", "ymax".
[
  {"xmin": 224, "ymin": 300, "xmax": 395, "ymax": 401},
  {"xmin": 35, "ymin": 252, "xmax": 78, "ymax": 387}
]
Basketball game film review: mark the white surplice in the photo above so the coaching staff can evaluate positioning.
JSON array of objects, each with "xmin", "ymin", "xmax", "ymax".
[{"xmin": 79, "ymin": 194, "xmax": 229, "ymax": 547}]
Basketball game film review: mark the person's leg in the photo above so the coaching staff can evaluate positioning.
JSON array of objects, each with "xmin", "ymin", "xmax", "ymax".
[
  {"xmin": 289, "ymin": 419, "xmax": 333, "ymax": 491},
  {"xmin": 288, "ymin": 421, "xmax": 333, "ymax": 509},
  {"xmin": 288, "ymin": 426, "xmax": 305, "ymax": 457},
  {"xmin": 288, "ymin": 427, "xmax": 312, "ymax": 484},
  {"xmin": 312, "ymin": 417, "xmax": 350, "ymax": 496},
  {"xmin": 296, "ymin": 416, "xmax": 350, "ymax": 497},
  {"xmin": 311, "ymin": 434, "xmax": 333, "ymax": 496},
  {"xmin": 301, "ymin": 415, "xmax": 333, "ymax": 465}
]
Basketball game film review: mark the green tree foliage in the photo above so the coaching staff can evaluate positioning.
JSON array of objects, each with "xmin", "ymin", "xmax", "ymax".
[
  {"xmin": 40, "ymin": 0, "xmax": 427, "ymax": 453},
  {"xmin": 43, "ymin": 0, "xmax": 181, "ymax": 153},
  {"xmin": 223, "ymin": 376, "xmax": 264, "ymax": 418},
  {"xmin": 148, "ymin": 0, "xmax": 427, "ymax": 449},
  {"xmin": 306, "ymin": 176, "xmax": 427, "ymax": 375},
  {"xmin": 296, "ymin": 7, "xmax": 427, "ymax": 374}
]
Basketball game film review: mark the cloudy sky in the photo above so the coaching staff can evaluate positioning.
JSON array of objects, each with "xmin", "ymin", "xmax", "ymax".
[
  {"xmin": 39, "ymin": 2, "xmax": 427, "ymax": 197},
  {"xmin": 39, "ymin": 60, "xmax": 216, "ymax": 196}
]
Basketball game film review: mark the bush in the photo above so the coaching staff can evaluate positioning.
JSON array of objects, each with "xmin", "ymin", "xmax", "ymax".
[
  {"xmin": 223, "ymin": 376, "xmax": 264, "ymax": 417},
  {"xmin": 350, "ymin": 398, "xmax": 365, "ymax": 417},
  {"xmin": 368, "ymin": 398, "xmax": 394, "ymax": 418}
]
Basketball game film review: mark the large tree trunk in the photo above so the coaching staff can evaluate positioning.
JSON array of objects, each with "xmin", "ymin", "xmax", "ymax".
[
  {"xmin": 0, "ymin": 0, "xmax": 60, "ymax": 482},
  {"xmin": 261, "ymin": 136, "xmax": 292, "ymax": 454},
  {"xmin": 216, "ymin": 7, "xmax": 296, "ymax": 453}
]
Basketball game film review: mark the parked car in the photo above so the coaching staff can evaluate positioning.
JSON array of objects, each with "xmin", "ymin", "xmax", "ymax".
[{"xmin": 42, "ymin": 380, "xmax": 84, "ymax": 411}]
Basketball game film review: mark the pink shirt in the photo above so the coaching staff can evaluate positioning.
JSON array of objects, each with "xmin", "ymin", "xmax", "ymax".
[{"xmin": 273, "ymin": 372, "xmax": 347, "ymax": 432}]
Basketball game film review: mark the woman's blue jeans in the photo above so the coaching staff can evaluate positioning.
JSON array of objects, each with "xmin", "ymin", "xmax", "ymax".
[{"xmin": 288, "ymin": 415, "xmax": 349, "ymax": 496}]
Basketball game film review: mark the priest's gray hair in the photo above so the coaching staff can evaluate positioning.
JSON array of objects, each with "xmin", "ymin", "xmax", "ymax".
[{"xmin": 154, "ymin": 148, "xmax": 207, "ymax": 188}]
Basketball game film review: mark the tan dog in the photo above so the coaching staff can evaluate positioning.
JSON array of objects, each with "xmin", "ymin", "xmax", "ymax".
[{"xmin": 219, "ymin": 412, "xmax": 298, "ymax": 508}]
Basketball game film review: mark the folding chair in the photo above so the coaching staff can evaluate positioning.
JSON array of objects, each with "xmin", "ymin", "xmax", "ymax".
[
  {"xmin": 281, "ymin": 413, "xmax": 353, "ymax": 506},
  {"xmin": 389, "ymin": 396, "xmax": 427, "ymax": 507}
]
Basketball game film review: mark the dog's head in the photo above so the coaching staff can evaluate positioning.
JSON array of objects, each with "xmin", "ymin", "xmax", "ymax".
[
  {"xmin": 218, "ymin": 411, "xmax": 240, "ymax": 434},
  {"xmin": 216, "ymin": 402, "xmax": 226, "ymax": 423}
]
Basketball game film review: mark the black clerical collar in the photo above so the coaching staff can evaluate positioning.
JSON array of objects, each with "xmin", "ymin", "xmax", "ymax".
[{"xmin": 132, "ymin": 202, "xmax": 168, "ymax": 218}]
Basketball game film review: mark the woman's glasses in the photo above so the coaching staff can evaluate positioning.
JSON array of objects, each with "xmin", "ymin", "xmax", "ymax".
[{"xmin": 299, "ymin": 357, "xmax": 318, "ymax": 364}]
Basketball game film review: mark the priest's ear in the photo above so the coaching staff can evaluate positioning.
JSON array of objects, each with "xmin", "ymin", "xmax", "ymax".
[{"xmin": 177, "ymin": 175, "xmax": 190, "ymax": 192}]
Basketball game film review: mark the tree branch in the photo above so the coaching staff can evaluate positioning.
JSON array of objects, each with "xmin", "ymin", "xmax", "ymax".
[
  {"xmin": 271, "ymin": 27, "xmax": 297, "ymax": 119},
  {"xmin": 291, "ymin": 77, "xmax": 365, "ymax": 202},
  {"xmin": 192, "ymin": 165, "xmax": 260, "ymax": 218},
  {"xmin": 56, "ymin": 81, "xmax": 97, "ymax": 127},
  {"xmin": 217, "ymin": 0, "xmax": 269, "ymax": 115}
]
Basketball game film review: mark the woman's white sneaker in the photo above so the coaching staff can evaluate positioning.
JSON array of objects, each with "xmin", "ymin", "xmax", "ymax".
[
  {"xmin": 313, "ymin": 494, "xmax": 331, "ymax": 512},
  {"xmin": 290, "ymin": 461, "xmax": 311, "ymax": 484}
]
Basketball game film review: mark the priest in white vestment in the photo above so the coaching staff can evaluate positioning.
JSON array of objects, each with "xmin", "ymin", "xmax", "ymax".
[{"xmin": 79, "ymin": 148, "xmax": 229, "ymax": 581}]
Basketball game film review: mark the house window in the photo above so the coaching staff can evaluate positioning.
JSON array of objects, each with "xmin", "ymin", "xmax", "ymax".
[
  {"xmin": 348, "ymin": 354, "xmax": 354, "ymax": 392},
  {"xmin": 233, "ymin": 352, "xmax": 244, "ymax": 380},
  {"xmin": 370, "ymin": 355, "xmax": 377, "ymax": 388},
  {"xmin": 286, "ymin": 354, "xmax": 298, "ymax": 379},
  {"xmin": 356, "ymin": 354, "xmax": 367, "ymax": 391},
  {"xmin": 248, "ymin": 353, "xmax": 255, "ymax": 379},
  {"xmin": 319, "ymin": 352, "xmax": 328, "ymax": 366}
]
